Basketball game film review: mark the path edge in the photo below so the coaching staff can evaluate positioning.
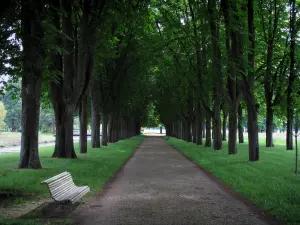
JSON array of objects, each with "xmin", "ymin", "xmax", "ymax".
[
  {"xmin": 72, "ymin": 136, "xmax": 145, "ymax": 215},
  {"xmin": 164, "ymin": 137, "xmax": 286, "ymax": 225}
]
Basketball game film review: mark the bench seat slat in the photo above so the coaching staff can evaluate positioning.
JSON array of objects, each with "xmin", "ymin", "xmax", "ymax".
[
  {"xmin": 52, "ymin": 184, "xmax": 77, "ymax": 199},
  {"xmin": 56, "ymin": 186, "xmax": 90, "ymax": 203},
  {"xmin": 70, "ymin": 186, "xmax": 90, "ymax": 203},
  {"xmin": 50, "ymin": 179, "xmax": 75, "ymax": 194}
]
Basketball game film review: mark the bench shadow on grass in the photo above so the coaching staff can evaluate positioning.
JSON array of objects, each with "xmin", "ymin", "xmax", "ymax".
[{"xmin": 21, "ymin": 201, "xmax": 80, "ymax": 219}]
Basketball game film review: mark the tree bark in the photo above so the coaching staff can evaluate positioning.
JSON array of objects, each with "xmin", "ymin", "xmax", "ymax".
[
  {"xmin": 208, "ymin": 0, "xmax": 222, "ymax": 150},
  {"xmin": 52, "ymin": 108, "xmax": 76, "ymax": 158},
  {"xmin": 192, "ymin": 122, "xmax": 196, "ymax": 143},
  {"xmin": 187, "ymin": 121, "xmax": 192, "ymax": 142},
  {"xmin": 246, "ymin": 102, "xmax": 259, "ymax": 161},
  {"xmin": 265, "ymin": 103, "xmax": 274, "ymax": 147},
  {"xmin": 222, "ymin": 109, "xmax": 227, "ymax": 141},
  {"xmin": 79, "ymin": 95, "xmax": 88, "ymax": 153},
  {"xmin": 90, "ymin": 75, "xmax": 101, "ymax": 148},
  {"xmin": 238, "ymin": 103, "xmax": 244, "ymax": 143},
  {"xmin": 243, "ymin": 0, "xmax": 259, "ymax": 161},
  {"xmin": 286, "ymin": 0, "xmax": 296, "ymax": 150},
  {"xmin": 228, "ymin": 104, "xmax": 237, "ymax": 154},
  {"xmin": 205, "ymin": 113, "xmax": 211, "ymax": 147},
  {"xmin": 196, "ymin": 104, "xmax": 203, "ymax": 145},
  {"xmin": 90, "ymin": 98, "xmax": 101, "ymax": 148},
  {"xmin": 102, "ymin": 111, "xmax": 108, "ymax": 146},
  {"xmin": 19, "ymin": 0, "xmax": 44, "ymax": 169}
]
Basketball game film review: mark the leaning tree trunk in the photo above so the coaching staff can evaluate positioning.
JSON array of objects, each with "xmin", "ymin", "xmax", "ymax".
[
  {"xmin": 19, "ymin": 0, "xmax": 44, "ymax": 169},
  {"xmin": 238, "ymin": 103, "xmax": 244, "ymax": 143},
  {"xmin": 79, "ymin": 95, "xmax": 88, "ymax": 153},
  {"xmin": 265, "ymin": 103, "xmax": 274, "ymax": 147},
  {"xmin": 205, "ymin": 113, "xmax": 212, "ymax": 147},
  {"xmin": 102, "ymin": 111, "xmax": 108, "ymax": 146}
]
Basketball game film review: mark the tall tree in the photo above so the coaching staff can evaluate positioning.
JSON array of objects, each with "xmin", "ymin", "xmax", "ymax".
[
  {"xmin": 242, "ymin": 0, "xmax": 259, "ymax": 161},
  {"xmin": 19, "ymin": 0, "xmax": 44, "ymax": 168},
  {"xmin": 207, "ymin": 0, "xmax": 222, "ymax": 150},
  {"xmin": 286, "ymin": 0, "xmax": 297, "ymax": 150}
]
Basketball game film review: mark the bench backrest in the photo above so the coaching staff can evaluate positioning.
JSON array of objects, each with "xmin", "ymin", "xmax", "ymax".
[{"xmin": 41, "ymin": 172, "xmax": 76, "ymax": 200}]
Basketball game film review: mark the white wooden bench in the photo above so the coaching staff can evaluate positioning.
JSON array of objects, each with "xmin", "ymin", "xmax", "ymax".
[{"xmin": 41, "ymin": 171, "xmax": 90, "ymax": 203}]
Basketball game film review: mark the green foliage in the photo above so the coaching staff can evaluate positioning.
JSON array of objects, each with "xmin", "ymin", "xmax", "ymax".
[
  {"xmin": 142, "ymin": 103, "xmax": 160, "ymax": 127},
  {"xmin": 2, "ymin": 93, "xmax": 22, "ymax": 132},
  {"xmin": 0, "ymin": 101, "xmax": 7, "ymax": 128}
]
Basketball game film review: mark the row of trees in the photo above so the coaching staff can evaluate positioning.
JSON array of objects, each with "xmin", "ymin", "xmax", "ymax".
[
  {"xmin": 1, "ymin": 0, "xmax": 156, "ymax": 168},
  {"xmin": 149, "ymin": 0, "xmax": 299, "ymax": 161},
  {"xmin": 0, "ymin": 0, "xmax": 299, "ymax": 168}
]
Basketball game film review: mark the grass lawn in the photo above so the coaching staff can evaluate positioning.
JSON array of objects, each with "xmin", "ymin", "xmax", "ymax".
[
  {"xmin": 0, "ymin": 135, "xmax": 143, "ymax": 224},
  {"xmin": 166, "ymin": 136, "xmax": 300, "ymax": 225}
]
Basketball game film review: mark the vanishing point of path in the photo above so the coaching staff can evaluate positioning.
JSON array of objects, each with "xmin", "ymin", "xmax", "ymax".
[{"xmin": 74, "ymin": 136, "xmax": 273, "ymax": 225}]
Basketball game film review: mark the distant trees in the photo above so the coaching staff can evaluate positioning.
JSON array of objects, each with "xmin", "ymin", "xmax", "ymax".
[
  {"xmin": 0, "ymin": 102, "xmax": 6, "ymax": 128},
  {"xmin": 2, "ymin": 93, "xmax": 22, "ymax": 131}
]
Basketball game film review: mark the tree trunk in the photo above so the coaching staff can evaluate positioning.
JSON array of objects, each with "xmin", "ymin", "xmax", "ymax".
[
  {"xmin": 90, "ymin": 73, "xmax": 101, "ymax": 147},
  {"xmin": 19, "ymin": 0, "xmax": 44, "ymax": 169},
  {"xmin": 228, "ymin": 104, "xmax": 237, "ymax": 154},
  {"xmin": 202, "ymin": 122, "xmax": 206, "ymax": 138},
  {"xmin": 213, "ymin": 98, "xmax": 222, "ymax": 150},
  {"xmin": 192, "ymin": 122, "xmax": 196, "ymax": 143},
  {"xmin": 266, "ymin": 103, "xmax": 274, "ymax": 147},
  {"xmin": 208, "ymin": 0, "xmax": 222, "ymax": 151},
  {"xmin": 107, "ymin": 114, "xmax": 113, "ymax": 142},
  {"xmin": 102, "ymin": 111, "xmax": 108, "ymax": 146},
  {"xmin": 238, "ymin": 104, "xmax": 244, "ymax": 143},
  {"xmin": 205, "ymin": 113, "xmax": 211, "ymax": 147},
  {"xmin": 196, "ymin": 104, "xmax": 203, "ymax": 145},
  {"xmin": 222, "ymin": 109, "xmax": 227, "ymax": 141},
  {"xmin": 79, "ymin": 95, "xmax": 88, "ymax": 153},
  {"xmin": 90, "ymin": 98, "xmax": 101, "ymax": 148},
  {"xmin": 247, "ymin": 103, "xmax": 259, "ymax": 161},
  {"xmin": 286, "ymin": 0, "xmax": 296, "ymax": 150},
  {"xmin": 187, "ymin": 121, "xmax": 192, "ymax": 142},
  {"xmin": 52, "ymin": 108, "xmax": 76, "ymax": 158},
  {"xmin": 244, "ymin": 0, "xmax": 259, "ymax": 161}
]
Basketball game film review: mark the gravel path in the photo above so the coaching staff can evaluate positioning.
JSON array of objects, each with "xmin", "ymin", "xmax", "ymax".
[{"xmin": 74, "ymin": 136, "xmax": 272, "ymax": 225}]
